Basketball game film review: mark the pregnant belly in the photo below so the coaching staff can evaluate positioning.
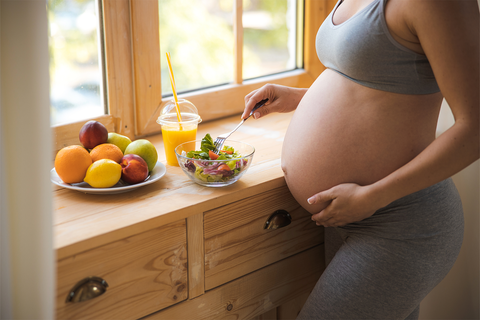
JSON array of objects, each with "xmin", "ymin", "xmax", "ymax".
[{"xmin": 281, "ymin": 70, "xmax": 441, "ymax": 213}]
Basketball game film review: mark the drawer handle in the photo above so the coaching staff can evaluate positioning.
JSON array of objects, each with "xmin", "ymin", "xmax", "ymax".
[
  {"xmin": 264, "ymin": 210, "xmax": 292, "ymax": 230},
  {"xmin": 66, "ymin": 276, "xmax": 109, "ymax": 303}
]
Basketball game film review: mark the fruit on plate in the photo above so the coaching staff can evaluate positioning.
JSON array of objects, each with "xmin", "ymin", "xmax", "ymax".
[
  {"xmin": 79, "ymin": 120, "xmax": 108, "ymax": 149},
  {"xmin": 124, "ymin": 139, "xmax": 158, "ymax": 172},
  {"xmin": 90, "ymin": 143, "xmax": 123, "ymax": 163},
  {"xmin": 84, "ymin": 159, "xmax": 122, "ymax": 188},
  {"xmin": 55, "ymin": 145, "xmax": 93, "ymax": 184},
  {"xmin": 120, "ymin": 154, "xmax": 149, "ymax": 184},
  {"xmin": 54, "ymin": 123, "xmax": 159, "ymax": 189},
  {"xmin": 107, "ymin": 132, "xmax": 131, "ymax": 154}
]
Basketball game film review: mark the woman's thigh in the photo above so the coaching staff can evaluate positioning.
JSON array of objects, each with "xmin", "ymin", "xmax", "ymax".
[{"xmin": 297, "ymin": 178, "xmax": 464, "ymax": 320}]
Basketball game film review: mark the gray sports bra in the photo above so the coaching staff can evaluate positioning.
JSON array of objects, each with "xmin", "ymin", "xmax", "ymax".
[{"xmin": 316, "ymin": 0, "xmax": 440, "ymax": 95}]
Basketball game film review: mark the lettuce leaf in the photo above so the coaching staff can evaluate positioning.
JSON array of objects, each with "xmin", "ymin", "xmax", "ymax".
[
  {"xmin": 186, "ymin": 133, "xmax": 240, "ymax": 161},
  {"xmin": 200, "ymin": 133, "xmax": 215, "ymax": 153}
]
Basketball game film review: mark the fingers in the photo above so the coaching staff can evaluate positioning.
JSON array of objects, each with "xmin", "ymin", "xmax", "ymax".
[
  {"xmin": 244, "ymin": 89, "xmax": 257, "ymax": 106},
  {"xmin": 307, "ymin": 189, "xmax": 335, "ymax": 205},
  {"xmin": 307, "ymin": 187, "xmax": 341, "ymax": 227},
  {"xmin": 251, "ymin": 100, "xmax": 271, "ymax": 119},
  {"xmin": 308, "ymin": 184, "xmax": 374, "ymax": 227},
  {"xmin": 242, "ymin": 90, "xmax": 260, "ymax": 119},
  {"xmin": 311, "ymin": 205, "xmax": 333, "ymax": 226},
  {"xmin": 242, "ymin": 84, "xmax": 274, "ymax": 119},
  {"xmin": 243, "ymin": 93, "xmax": 268, "ymax": 119},
  {"xmin": 312, "ymin": 212, "xmax": 344, "ymax": 227},
  {"xmin": 308, "ymin": 193, "xmax": 335, "ymax": 227}
]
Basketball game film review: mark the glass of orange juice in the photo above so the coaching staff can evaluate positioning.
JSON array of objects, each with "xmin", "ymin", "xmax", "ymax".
[{"xmin": 157, "ymin": 99, "xmax": 201, "ymax": 166}]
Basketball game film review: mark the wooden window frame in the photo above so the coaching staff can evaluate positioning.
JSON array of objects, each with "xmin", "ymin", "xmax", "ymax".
[{"xmin": 52, "ymin": 0, "xmax": 335, "ymax": 157}]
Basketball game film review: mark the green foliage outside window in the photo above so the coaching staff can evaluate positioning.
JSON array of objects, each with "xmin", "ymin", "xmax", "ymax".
[{"xmin": 47, "ymin": 0, "xmax": 296, "ymax": 125}]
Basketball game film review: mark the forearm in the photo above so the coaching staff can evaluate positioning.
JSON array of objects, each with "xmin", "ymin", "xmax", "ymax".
[{"xmin": 368, "ymin": 120, "xmax": 479, "ymax": 208}]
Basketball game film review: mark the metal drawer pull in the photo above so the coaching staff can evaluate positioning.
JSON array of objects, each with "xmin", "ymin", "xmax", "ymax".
[
  {"xmin": 66, "ymin": 276, "xmax": 109, "ymax": 303},
  {"xmin": 264, "ymin": 210, "xmax": 292, "ymax": 230}
]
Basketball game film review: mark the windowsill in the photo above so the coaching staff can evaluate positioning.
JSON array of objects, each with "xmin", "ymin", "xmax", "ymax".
[{"xmin": 53, "ymin": 111, "xmax": 294, "ymax": 259}]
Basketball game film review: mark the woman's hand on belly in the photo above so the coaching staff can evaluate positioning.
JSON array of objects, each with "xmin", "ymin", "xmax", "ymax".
[
  {"xmin": 307, "ymin": 183, "xmax": 386, "ymax": 227},
  {"xmin": 242, "ymin": 84, "xmax": 307, "ymax": 120}
]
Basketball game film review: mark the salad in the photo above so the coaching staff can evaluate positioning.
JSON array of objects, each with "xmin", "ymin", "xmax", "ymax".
[{"xmin": 180, "ymin": 134, "xmax": 249, "ymax": 183}]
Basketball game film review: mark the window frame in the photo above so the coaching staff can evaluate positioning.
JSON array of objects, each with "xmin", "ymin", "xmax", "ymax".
[{"xmin": 52, "ymin": 0, "xmax": 335, "ymax": 157}]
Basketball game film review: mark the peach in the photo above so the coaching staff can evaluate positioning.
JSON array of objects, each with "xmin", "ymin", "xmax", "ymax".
[
  {"xmin": 79, "ymin": 120, "xmax": 108, "ymax": 149},
  {"xmin": 120, "ymin": 154, "xmax": 149, "ymax": 184}
]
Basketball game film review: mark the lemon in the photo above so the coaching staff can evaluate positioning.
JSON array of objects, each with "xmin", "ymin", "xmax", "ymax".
[{"xmin": 84, "ymin": 159, "xmax": 122, "ymax": 188}]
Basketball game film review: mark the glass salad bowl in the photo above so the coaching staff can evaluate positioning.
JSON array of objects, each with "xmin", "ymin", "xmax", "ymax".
[{"xmin": 175, "ymin": 139, "xmax": 255, "ymax": 187}]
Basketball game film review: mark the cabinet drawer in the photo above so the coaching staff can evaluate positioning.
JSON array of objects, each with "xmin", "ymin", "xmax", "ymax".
[
  {"xmin": 56, "ymin": 220, "xmax": 188, "ymax": 320},
  {"xmin": 204, "ymin": 185, "xmax": 323, "ymax": 290}
]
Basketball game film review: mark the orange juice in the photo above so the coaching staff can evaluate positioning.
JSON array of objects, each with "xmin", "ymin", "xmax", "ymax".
[
  {"xmin": 162, "ymin": 124, "xmax": 197, "ymax": 166},
  {"xmin": 158, "ymin": 112, "xmax": 200, "ymax": 166},
  {"xmin": 157, "ymin": 99, "xmax": 201, "ymax": 166}
]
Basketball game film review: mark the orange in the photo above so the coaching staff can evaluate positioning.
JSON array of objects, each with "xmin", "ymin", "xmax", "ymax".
[
  {"xmin": 90, "ymin": 143, "xmax": 123, "ymax": 163},
  {"xmin": 54, "ymin": 145, "xmax": 93, "ymax": 184}
]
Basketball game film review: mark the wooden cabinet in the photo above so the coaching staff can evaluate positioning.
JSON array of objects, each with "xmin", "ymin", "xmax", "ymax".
[
  {"xmin": 204, "ymin": 185, "xmax": 323, "ymax": 290},
  {"xmin": 56, "ymin": 221, "xmax": 188, "ymax": 320},
  {"xmin": 147, "ymin": 247, "xmax": 324, "ymax": 320},
  {"xmin": 55, "ymin": 187, "xmax": 324, "ymax": 320}
]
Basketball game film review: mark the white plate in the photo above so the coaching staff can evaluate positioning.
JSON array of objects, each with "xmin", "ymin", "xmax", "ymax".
[{"xmin": 51, "ymin": 161, "xmax": 166, "ymax": 194}]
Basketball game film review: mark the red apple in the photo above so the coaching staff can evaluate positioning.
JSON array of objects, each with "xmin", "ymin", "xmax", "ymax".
[
  {"xmin": 120, "ymin": 154, "xmax": 149, "ymax": 184},
  {"xmin": 79, "ymin": 120, "xmax": 108, "ymax": 149}
]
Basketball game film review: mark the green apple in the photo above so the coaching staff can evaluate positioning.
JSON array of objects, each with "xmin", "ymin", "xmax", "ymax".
[
  {"xmin": 124, "ymin": 139, "xmax": 158, "ymax": 172},
  {"xmin": 107, "ymin": 132, "xmax": 132, "ymax": 154}
]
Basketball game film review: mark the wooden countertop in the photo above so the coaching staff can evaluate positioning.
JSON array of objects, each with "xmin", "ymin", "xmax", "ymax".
[{"xmin": 53, "ymin": 112, "xmax": 294, "ymax": 259}]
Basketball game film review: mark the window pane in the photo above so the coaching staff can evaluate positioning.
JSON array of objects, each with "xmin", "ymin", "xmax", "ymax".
[
  {"xmin": 159, "ymin": 0, "xmax": 234, "ymax": 95},
  {"xmin": 243, "ymin": 0, "xmax": 297, "ymax": 79},
  {"xmin": 48, "ymin": 0, "xmax": 105, "ymax": 126}
]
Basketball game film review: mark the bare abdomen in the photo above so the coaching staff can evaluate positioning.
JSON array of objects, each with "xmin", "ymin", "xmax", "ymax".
[{"xmin": 281, "ymin": 70, "xmax": 442, "ymax": 213}]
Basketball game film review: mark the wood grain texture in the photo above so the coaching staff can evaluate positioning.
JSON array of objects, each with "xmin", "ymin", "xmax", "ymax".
[
  {"xmin": 234, "ymin": 0, "xmax": 243, "ymax": 84},
  {"xmin": 187, "ymin": 213, "xmax": 205, "ymax": 299},
  {"xmin": 276, "ymin": 291, "xmax": 310, "ymax": 319},
  {"xmin": 252, "ymin": 308, "xmax": 277, "ymax": 320},
  {"xmin": 130, "ymin": 0, "xmax": 162, "ymax": 137},
  {"xmin": 56, "ymin": 220, "xmax": 188, "ymax": 320},
  {"xmin": 103, "ymin": 0, "xmax": 135, "ymax": 139},
  {"xmin": 204, "ymin": 185, "xmax": 324, "ymax": 290},
  {"xmin": 143, "ymin": 246, "xmax": 324, "ymax": 320}
]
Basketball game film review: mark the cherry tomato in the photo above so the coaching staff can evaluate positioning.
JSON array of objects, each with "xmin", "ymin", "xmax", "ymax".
[
  {"xmin": 218, "ymin": 164, "xmax": 230, "ymax": 171},
  {"xmin": 209, "ymin": 150, "xmax": 219, "ymax": 160}
]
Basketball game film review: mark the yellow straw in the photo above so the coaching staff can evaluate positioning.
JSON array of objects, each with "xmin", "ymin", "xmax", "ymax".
[{"xmin": 166, "ymin": 52, "xmax": 183, "ymax": 124}]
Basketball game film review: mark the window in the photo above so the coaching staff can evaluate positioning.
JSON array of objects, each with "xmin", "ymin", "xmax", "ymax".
[
  {"xmin": 51, "ymin": 0, "xmax": 333, "ymax": 157},
  {"xmin": 158, "ymin": 0, "xmax": 235, "ymax": 95},
  {"xmin": 158, "ymin": 0, "xmax": 301, "ymax": 94},
  {"xmin": 48, "ymin": 0, "xmax": 106, "ymax": 126},
  {"xmin": 242, "ymin": 0, "xmax": 300, "ymax": 79}
]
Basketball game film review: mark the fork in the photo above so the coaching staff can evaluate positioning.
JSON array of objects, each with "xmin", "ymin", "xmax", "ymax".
[{"xmin": 213, "ymin": 98, "xmax": 268, "ymax": 154}]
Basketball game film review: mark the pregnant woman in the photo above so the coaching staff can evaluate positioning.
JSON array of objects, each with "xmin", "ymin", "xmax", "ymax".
[{"xmin": 242, "ymin": 0, "xmax": 479, "ymax": 318}]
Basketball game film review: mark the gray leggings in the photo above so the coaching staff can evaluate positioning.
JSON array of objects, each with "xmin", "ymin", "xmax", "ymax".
[{"xmin": 297, "ymin": 178, "xmax": 464, "ymax": 320}]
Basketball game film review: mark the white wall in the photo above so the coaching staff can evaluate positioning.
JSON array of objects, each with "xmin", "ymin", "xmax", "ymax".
[
  {"xmin": 419, "ymin": 101, "xmax": 480, "ymax": 319},
  {"xmin": 0, "ymin": 1, "xmax": 55, "ymax": 319}
]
